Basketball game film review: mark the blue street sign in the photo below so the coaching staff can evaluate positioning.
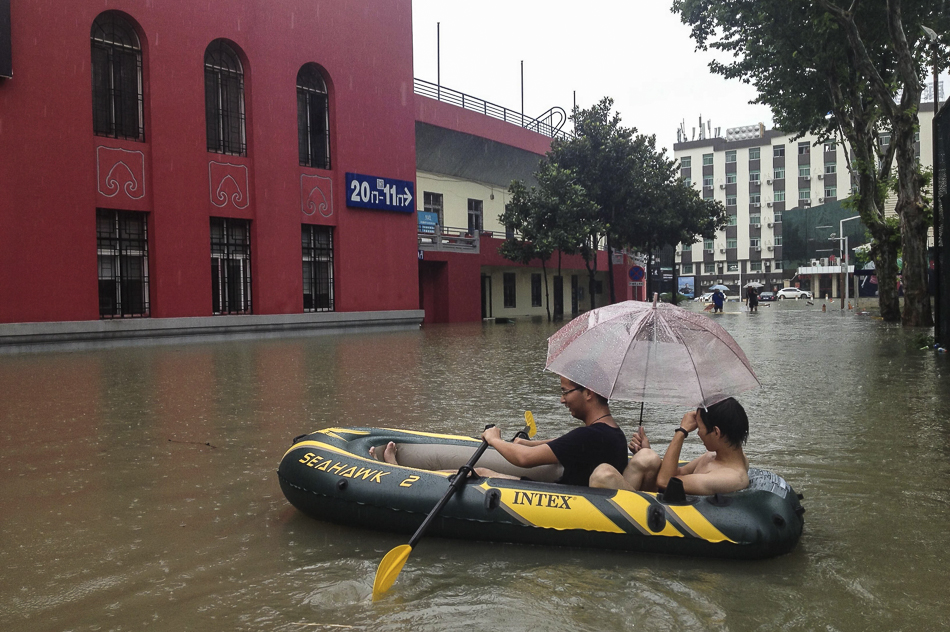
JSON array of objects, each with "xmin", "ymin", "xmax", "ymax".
[
  {"xmin": 629, "ymin": 266, "xmax": 645, "ymax": 281},
  {"xmin": 345, "ymin": 172, "xmax": 414, "ymax": 213},
  {"xmin": 418, "ymin": 211, "xmax": 439, "ymax": 233}
]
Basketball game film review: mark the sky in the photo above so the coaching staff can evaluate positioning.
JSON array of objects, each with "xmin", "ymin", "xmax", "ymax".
[{"xmin": 410, "ymin": 0, "xmax": 775, "ymax": 154}]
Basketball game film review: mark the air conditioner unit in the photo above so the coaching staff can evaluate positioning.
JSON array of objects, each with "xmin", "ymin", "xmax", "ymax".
[
  {"xmin": 767, "ymin": 245, "xmax": 774, "ymax": 251},
  {"xmin": 820, "ymin": 258, "xmax": 829, "ymax": 266},
  {"xmin": 719, "ymin": 248, "xmax": 726, "ymax": 253},
  {"xmin": 754, "ymin": 247, "xmax": 762, "ymax": 252},
  {"xmin": 818, "ymin": 197, "xmax": 824, "ymax": 203},
  {"xmin": 767, "ymin": 222, "xmax": 774, "ymax": 228},
  {"xmin": 811, "ymin": 259, "xmax": 820, "ymax": 266},
  {"xmin": 803, "ymin": 175, "xmax": 811, "ymax": 181},
  {"xmin": 766, "ymin": 201, "xmax": 773, "ymax": 207},
  {"xmin": 752, "ymin": 223, "xmax": 761, "ymax": 228},
  {"xmin": 766, "ymin": 179, "xmax": 773, "ymax": 184},
  {"xmin": 753, "ymin": 202, "xmax": 761, "ymax": 208},
  {"xmin": 818, "ymin": 174, "xmax": 824, "ymax": 180},
  {"xmin": 719, "ymin": 184, "xmax": 726, "ymax": 189}
]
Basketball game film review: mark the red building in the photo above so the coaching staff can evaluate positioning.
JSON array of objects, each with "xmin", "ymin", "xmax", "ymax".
[{"xmin": 0, "ymin": 0, "xmax": 627, "ymax": 347}]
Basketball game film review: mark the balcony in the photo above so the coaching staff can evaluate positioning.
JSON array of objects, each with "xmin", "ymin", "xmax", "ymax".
[{"xmin": 418, "ymin": 225, "xmax": 482, "ymax": 253}]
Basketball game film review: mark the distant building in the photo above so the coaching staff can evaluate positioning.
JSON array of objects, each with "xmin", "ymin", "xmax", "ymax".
[{"xmin": 673, "ymin": 108, "xmax": 937, "ymax": 295}]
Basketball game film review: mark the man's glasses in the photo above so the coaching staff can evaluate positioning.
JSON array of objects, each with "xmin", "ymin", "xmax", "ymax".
[{"xmin": 560, "ymin": 387, "xmax": 582, "ymax": 397}]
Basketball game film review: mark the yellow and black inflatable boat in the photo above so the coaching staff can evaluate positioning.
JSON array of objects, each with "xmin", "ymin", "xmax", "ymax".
[{"xmin": 278, "ymin": 427, "xmax": 804, "ymax": 559}]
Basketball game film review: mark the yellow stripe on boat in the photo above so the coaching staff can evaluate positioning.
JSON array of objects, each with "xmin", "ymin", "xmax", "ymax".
[
  {"xmin": 666, "ymin": 505, "xmax": 736, "ymax": 543},
  {"xmin": 487, "ymin": 484, "xmax": 624, "ymax": 533},
  {"xmin": 608, "ymin": 492, "xmax": 684, "ymax": 538},
  {"xmin": 377, "ymin": 428, "xmax": 483, "ymax": 443},
  {"xmin": 283, "ymin": 439, "xmax": 374, "ymax": 460},
  {"xmin": 282, "ymin": 440, "xmax": 451, "ymax": 478}
]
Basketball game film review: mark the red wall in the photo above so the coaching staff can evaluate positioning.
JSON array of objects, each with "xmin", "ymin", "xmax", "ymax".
[{"xmin": 0, "ymin": 0, "xmax": 417, "ymax": 324}]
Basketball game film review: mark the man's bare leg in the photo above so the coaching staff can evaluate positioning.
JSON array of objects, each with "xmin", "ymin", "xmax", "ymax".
[
  {"xmin": 369, "ymin": 441, "xmax": 398, "ymax": 465},
  {"xmin": 474, "ymin": 467, "xmax": 520, "ymax": 480},
  {"xmin": 623, "ymin": 449, "xmax": 661, "ymax": 492},
  {"xmin": 589, "ymin": 463, "xmax": 633, "ymax": 490}
]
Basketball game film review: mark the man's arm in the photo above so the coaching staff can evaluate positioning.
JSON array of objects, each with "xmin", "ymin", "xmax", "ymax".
[
  {"xmin": 675, "ymin": 468, "xmax": 749, "ymax": 495},
  {"xmin": 513, "ymin": 437, "xmax": 554, "ymax": 447},
  {"xmin": 482, "ymin": 426, "xmax": 559, "ymax": 468},
  {"xmin": 655, "ymin": 411, "xmax": 699, "ymax": 490}
]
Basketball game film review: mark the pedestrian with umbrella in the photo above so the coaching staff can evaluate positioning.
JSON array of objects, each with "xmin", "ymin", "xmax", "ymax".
[{"xmin": 745, "ymin": 281, "xmax": 763, "ymax": 313}]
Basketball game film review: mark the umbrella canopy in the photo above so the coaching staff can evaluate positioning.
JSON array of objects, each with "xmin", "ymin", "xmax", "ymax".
[
  {"xmin": 708, "ymin": 284, "xmax": 729, "ymax": 291},
  {"xmin": 744, "ymin": 282, "xmax": 764, "ymax": 289},
  {"xmin": 545, "ymin": 300, "xmax": 760, "ymax": 408}
]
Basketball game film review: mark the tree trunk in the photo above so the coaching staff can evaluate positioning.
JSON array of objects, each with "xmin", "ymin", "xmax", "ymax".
[
  {"xmin": 587, "ymin": 234, "xmax": 598, "ymax": 310},
  {"xmin": 542, "ymin": 258, "xmax": 551, "ymax": 322},
  {"xmin": 671, "ymin": 257, "xmax": 679, "ymax": 306},
  {"xmin": 893, "ymin": 110, "xmax": 934, "ymax": 326},
  {"xmin": 870, "ymin": 234, "xmax": 902, "ymax": 322},
  {"xmin": 606, "ymin": 231, "xmax": 616, "ymax": 304},
  {"xmin": 555, "ymin": 252, "xmax": 564, "ymax": 320}
]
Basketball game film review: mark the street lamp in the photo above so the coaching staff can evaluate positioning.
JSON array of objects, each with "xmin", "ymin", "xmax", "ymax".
[
  {"xmin": 923, "ymin": 25, "xmax": 942, "ymax": 338},
  {"xmin": 839, "ymin": 215, "xmax": 861, "ymax": 308}
]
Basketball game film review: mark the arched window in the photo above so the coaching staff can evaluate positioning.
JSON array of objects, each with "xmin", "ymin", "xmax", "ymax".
[
  {"xmin": 205, "ymin": 40, "xmax": 246, "ymax": 155},
  {"xmin": 91, "ymin": 12, "xmax": 143, "ymax": 140},
  {"xmin": 296, "ymin": 64, "xmax": 330, "ymax": 169}
]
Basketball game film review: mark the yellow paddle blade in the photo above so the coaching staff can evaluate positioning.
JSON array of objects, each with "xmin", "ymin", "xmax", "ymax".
[
  {"xmin": 372, "ymin": 544, "xmax": 412, "ymax": 601},
  {"xmin": 524, "ymin": 411, "xmax": 537, "ymax": 438}
]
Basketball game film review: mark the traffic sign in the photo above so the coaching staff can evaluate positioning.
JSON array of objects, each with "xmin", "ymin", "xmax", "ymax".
[
  {"xmin": 346, "ymin": 172, "xmax": 414, "ymax": 213},
  {"xmin": 628, "ymin": 266, "xmax": 645, "ymax": 282}
]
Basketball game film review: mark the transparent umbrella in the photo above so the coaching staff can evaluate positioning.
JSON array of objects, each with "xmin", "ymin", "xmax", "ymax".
[{"xmin": 545, "ymin": 299, "xmax": 760, "ymax": 408}]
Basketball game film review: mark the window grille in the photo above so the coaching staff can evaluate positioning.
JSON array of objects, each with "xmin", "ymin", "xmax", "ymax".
[
  {"xmin": 297, "ymin": 64, "xmax": 330, "ymax": 169},
  {"xmin": 91, "ymin": 13, "xmax": 143, "ymax": 140},
  {"xmin": 503, "ymin": 272, "xmax": 516, "ymax": 308},
  {"xmin": 302, "ymin": 224, "xmax": 334, "ymax": 312},
  {"xmin": 531, "ymin": 273, "xmax": 542, "ymax": 307},
  {"xmin": 468, "ymin": 199, "xmax": 483, "ymax": 234},
  {"xmin": 205, "ymin": 40, "xmax": 246, "ymax": 155},
  {"xmin": 424, "ymin": 192, "xmax": 444, "ymax": 228},
  {"xmin": 210, "ymin": 217, "xmax": 251, "ymax": 314},
  {"xmin": 97, "ymin": 209, "xmax": 149, "ymax": 317}
]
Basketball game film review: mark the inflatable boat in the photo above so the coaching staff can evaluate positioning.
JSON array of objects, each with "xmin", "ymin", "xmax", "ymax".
[{"xmin": 278, "ymin": 427, "xmax": 805, "ymax": 559}]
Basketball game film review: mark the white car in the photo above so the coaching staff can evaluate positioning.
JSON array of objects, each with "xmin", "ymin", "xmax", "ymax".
[{"xmin": 776, "ymin": 287, "xmax": 813, "ymax": 300}]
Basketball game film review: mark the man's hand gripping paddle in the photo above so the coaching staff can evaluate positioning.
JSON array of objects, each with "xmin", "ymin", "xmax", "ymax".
[{"xmin": 371, "ymin": 411, "xmax": 538, "ymax": 601}]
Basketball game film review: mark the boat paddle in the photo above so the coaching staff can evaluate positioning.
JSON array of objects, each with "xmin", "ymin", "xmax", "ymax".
[{"xmin": 371, "ymin": 411, "xmax": 538, "ymax": 601}]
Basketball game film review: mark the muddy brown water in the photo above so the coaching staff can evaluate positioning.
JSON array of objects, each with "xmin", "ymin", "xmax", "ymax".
[{"xmin": 2, "ymin": 300, "xmax": 948, "ymax": 631}]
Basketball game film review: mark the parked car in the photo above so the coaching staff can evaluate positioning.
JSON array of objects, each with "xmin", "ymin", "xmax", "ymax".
[
  {"xmin": 776, "ymin": 287, "xmax": 813, "ymax": 300},
  {"xmin": 758, "ymin": 291, "xmax": 776, "ymax": 302}
]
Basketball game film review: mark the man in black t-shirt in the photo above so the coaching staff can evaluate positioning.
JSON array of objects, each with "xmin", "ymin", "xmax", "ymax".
[{"xmin": 478, "ymin": 375, "xmax": 627, "ymax": 486}]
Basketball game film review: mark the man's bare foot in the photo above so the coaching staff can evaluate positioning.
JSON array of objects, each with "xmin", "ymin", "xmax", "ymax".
[{"xmin": 369, "ymin": 441, "xmax": 398, "ymax": 465}]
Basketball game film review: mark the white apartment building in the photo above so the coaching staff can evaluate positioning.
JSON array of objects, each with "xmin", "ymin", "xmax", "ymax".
[{"xmin": 673, "ymin": 103, "xmax": 937, "ymax": 292}]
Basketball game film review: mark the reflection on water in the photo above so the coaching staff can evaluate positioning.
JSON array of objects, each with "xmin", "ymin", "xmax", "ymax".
[{"xmin": 1, "ymin": 302, "xmax": 949, "ymax": 631}]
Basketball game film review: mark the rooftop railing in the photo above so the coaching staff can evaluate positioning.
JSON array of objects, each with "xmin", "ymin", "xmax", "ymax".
[{"xmin": 414, "ymin": 78, "xmax": 570, "ymax": 140}]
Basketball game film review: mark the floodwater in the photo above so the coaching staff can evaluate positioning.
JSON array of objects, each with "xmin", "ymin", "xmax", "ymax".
[{"xmin": 2, "ymin": 299, "xmax": 949, "ymax": 631}]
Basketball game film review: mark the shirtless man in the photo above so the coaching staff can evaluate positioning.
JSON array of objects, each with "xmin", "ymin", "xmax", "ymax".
[
  {"xmin": 371, "ymin": 375, "xmax": 628, "ymax": 487},
  {"xmin": 589, "ymin": 397, "xmax": 749, "ymax": 494}
]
